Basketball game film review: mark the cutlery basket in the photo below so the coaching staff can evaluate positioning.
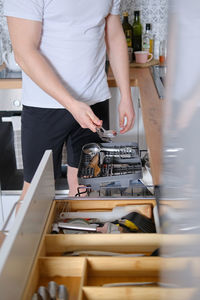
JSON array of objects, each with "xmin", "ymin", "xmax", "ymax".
[{"xmin": 78, "ymin": 142, "xmax": 142, "ymax": 190}]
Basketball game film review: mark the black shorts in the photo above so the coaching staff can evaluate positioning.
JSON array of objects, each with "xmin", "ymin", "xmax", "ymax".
[{"xmin": 21, "ymin": 100, "xmax": 109, "ymax": 183}]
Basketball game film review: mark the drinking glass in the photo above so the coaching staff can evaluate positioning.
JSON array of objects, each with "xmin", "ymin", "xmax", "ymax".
[{"xmin": 159, "ymin": 40, "xmax": 167, "ymax": 66}]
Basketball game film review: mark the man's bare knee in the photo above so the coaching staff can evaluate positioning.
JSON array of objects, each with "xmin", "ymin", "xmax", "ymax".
[{"xmin": 16, "ymin": 181, "xmax": 30, "ymax": 215}]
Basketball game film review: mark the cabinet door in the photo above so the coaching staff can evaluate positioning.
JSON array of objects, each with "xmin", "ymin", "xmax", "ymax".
[{"xmin": 109, "ymin": 87, "xmax": 147, "ymax": 150}]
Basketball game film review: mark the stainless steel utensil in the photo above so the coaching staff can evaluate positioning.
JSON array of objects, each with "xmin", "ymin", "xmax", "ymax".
[
  {"xmin": 82, "ymin": 143, "xmax": 136, "ymax": 158},
  {"xmin": 47, "ymin": 281, "xmax": 58, "ymax": 300},
  {"xmin": 103, "ymin": 282, "xmax": 157, "ymax": 287},
  {"xmin": 58, "ymin": 222, "xmax": 98, "ymax": 232},
  {"xmin": 96, "ymin": 126, "xmax": 117, "ymax": 142},
  {"xmin": 37, "ymin": 286, "xmax": 51, "ymax": 300},
  {"xmin": 57, "ymin": 284, "xmax": 69, "ymax": 300},
  {"xmin": 32, "ymin": 293, "xmax": 43, "ymax": 300}
]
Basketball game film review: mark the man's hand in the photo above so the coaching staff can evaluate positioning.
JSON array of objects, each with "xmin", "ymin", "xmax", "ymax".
[
  {"xmin": 69, "ymin": 100, "xmax": 102, "ymax": 132},
  {"xmin": 118, "ymin": 97, "xmax": 135, "ymax": 134}
]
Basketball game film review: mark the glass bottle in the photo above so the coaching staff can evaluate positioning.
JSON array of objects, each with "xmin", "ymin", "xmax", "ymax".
[
  {"xmin": 122, "ymin": 12, "xmax": 133, "ymax": 62},
  {"xmin": 122, "ymin": 12, "xmax": 133, "ymax": 48},
  {"xmin": 132, "ymin": 10, "xmax": 142, "ymax": 58},
  {"xmin": 142, "ymin": 23, "xmax": 154, "ymax": 55}
]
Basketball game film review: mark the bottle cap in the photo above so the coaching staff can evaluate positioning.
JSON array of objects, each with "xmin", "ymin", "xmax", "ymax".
[
  {"xmin": 146, "ymin": 23, "xmax": 151, "ymax": 30},
  {"xmin": 123, "ymin": 11, "xmax": 129, "ymax": 17},
  {"xmin": 134, "ymin": 11, "xmax": 140, "ymax": 16}
]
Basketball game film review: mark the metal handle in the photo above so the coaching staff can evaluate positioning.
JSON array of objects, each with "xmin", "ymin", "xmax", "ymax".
[
  {"xmin": 58, "ymin": 222, "xmax": 97, "ymax": 232},
  {"xmin": 0, "ymin": 200, "xmax": 22, "ymax": 234},
  {"xmin": 1, "ymin": 117, "xmax": 13, "ymax": 122}
]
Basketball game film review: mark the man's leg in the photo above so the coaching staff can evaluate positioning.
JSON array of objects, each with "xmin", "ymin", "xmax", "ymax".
[
  {"xmin": 67, "ymin": 166, "xmax": 79, "ymax": 196},
  {"xmin": 15, "ymin": 181, "xmax": 30, "ymax": 214},
  {"xmin": 19, "ymin": 106, "xmax": 73, "ymax": 213}
]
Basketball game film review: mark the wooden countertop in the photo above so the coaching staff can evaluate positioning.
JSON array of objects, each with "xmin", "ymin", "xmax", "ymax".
[
  {"xmin": 0, "ymin": 64, "xmax": 163, "ymax": 185},
  {"xmin": 108, "ymin": 66, "xmax": 163, "ymax": 186},
  {"xmin": 0, "ymin": 65, "xmax": 138, "ymax": 89},
  {"xmin": 135, "ymin": 68, "xmax": 163, "ymax": 186}
]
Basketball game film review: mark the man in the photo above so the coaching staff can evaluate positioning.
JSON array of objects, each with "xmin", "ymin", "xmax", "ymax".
[{"xmin": 4, "ymin": 0, "xmax": 135, "ymax": 202}]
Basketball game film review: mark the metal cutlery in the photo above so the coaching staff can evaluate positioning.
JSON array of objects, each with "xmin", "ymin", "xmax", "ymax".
[
  {"xmin": 47, "ymin": 281, "xmax": 58, "ymax": 300},
  {"xmin": 32, "ymin": 293, "xmax": 42, "ymax": 300},
  {"xmin": 57, "ymin": 284, "xmax": 69, "ymax": 300},
  {"xmin": 96, "ymin": 126, "xmax": 117, "ymax": 142},
  {"xmin": 82, "ymin": 143, "xmax": 136, "ymax": 158},
  {"xmin": 58, "ymin": 222, "xmax": 98, "ymax": 232},
  {"xmin": 34, "ymin": 282, "xmax": 68, "ymax": 300},
  {"xmin": 37, "ymin": 286, "xmax": 51, "ymax": 300}
]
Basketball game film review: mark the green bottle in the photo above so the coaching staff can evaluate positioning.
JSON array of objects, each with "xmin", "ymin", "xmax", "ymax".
[
  {"xmin": 122, "ymin": 12, "xmax": 133, "ymax": 49},
  {"xmin": 132, "ymin": 11, "xmax": 142, "ymax": 59}
]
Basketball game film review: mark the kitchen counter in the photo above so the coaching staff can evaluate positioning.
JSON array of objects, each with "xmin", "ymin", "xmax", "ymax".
[
  {"xmin": 0, "ymin": 65, "xmax": 138, "ymax": 89},
  {"xmin": 0, "ymin": 64, "xmax": 22, "ymax": 89},
  {"xmin": 0, "ymin": 64, "xmax": 163, "ymax": 185},
  {"xmin": 108, "ymin": 66, "xmax": 163, "ymax": 186}
]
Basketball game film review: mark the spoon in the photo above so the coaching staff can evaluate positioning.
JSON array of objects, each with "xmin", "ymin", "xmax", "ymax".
[
  {"xmin": 31, "ymin": 293, "xmax": 42, "ymax": 300},
  {"xmin": 57, "ymin": 284, "xmax": 69, "ymax": 300},
  {"xmin": 82, "ymin": 143, "xmax": 136, "ymax": 158},
  {"xmin": 48, "ymin": 281, "xmax": 58, "ymax": 300},
  {"xmin": 37, "ymin": 286, "xmax": 51, "ymax": 300}
]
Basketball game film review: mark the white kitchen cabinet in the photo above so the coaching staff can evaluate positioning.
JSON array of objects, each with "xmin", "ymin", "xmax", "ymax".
[{"xmin": 109, "ymin": 86, "xmax": 147, "ymax": 151}]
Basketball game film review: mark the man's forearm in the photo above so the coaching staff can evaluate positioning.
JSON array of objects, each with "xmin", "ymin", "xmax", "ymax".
[
  {"xmin": 7, "ymin": 16, "xmax": 102, "ymax": 132},
  {"xmin": 15, "ymin": 48, "xmax": 75, "ymax": 110},
  {"xmin": 105, "ymin": 15, "xmax": 135, "ymax": 133},
  {"xmin": 106, "ymin": 26, "xmax": 131, "ymax": 100}
]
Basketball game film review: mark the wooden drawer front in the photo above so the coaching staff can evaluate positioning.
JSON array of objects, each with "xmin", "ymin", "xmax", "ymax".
[
  {"xmin": 44, "ymin": 234, "xmax": 160, "ymax": 256},
  {"xmin": 82, "ymin": 287, "xmax": 194, "ymax": 300}
]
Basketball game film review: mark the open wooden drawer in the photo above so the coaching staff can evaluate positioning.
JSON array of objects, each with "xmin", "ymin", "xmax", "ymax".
[
  {"xmin": 22, "ymin": 197, "xmax": 158, "ymax": 298},
  {"xmin": 0, "ymin": 151, "xmax": 197, "ymax": 300},
  {"xmin": 23, "ymin": 197, "xmax": 198, "ymax": 299},
  {"xmin": 42, "ymin": 198, "xmax": 158, "ymax": 257}
]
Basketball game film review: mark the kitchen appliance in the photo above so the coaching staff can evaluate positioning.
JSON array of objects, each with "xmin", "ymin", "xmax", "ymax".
[
  {"xmin": 0, "ymin": 72, "xmax": 23, "ymax": 190},
  {"xmin": 0, "ymin": 69, "xmax": 69, "ymax": 191},
  {"xmin": 78, "ymin": 142, "xmax": 143, "ymax": 191}
]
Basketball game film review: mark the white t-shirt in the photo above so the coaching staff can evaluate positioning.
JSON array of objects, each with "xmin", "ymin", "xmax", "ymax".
[{"xmin": 4, "ymin": 0, "xmax": 121, "ymax": 108}]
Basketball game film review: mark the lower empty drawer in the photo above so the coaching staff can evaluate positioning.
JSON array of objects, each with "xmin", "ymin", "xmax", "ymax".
[{"xmin": 23, "ymin": 256, "xmax": 198, "ymax": 300}]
